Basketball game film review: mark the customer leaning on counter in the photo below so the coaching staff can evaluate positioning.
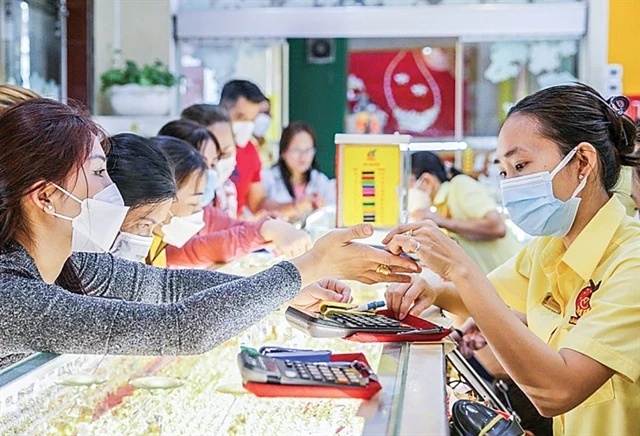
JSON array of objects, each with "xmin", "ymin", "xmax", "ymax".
[
  {"xmin": 0, "ymin": 99, "xmax": 421, "ymax": 370},
  {"xmin": 385, "ymin": 83, "xmax": 640, "ymax": 436}
]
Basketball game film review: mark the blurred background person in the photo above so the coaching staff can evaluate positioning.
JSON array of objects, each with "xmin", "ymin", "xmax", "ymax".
[{"xmin": 262, "ymin": 122, "xmax": 335, "ymax": 222}]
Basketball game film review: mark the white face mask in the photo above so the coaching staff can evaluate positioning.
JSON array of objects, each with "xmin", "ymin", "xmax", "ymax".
[
  {"xmin": 51, "ymin": 183, "xmax": 129, "ymax": 253},
  {"xmin": 408, "ymin": 187, "xmax": 432, "ymax": 213},
  {"xmin": 232, "ymin": 121, "xmax": 255, "ymax": 148},
  {"xmin": 161, "ymin": 210, "xmax": 205, "ymax": 248},
  {"xmin": 215, "ymin": 156, "xmax": 236, "ymax": 188},
  {"xmin": 253, "ymin": 113, "xmax": 271, "ymax": 138},
  {"xmin": 407, "ymin": 176, "xmax": 432, "ymax": 213},
  {"xmin": 111, "ymin": 232, "xmax": 154, "ymax": 262}
]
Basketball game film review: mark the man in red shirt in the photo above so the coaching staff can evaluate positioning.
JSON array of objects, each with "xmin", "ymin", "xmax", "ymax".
[{"xmin": 220, "ymin": 80, "xmax": 281, "ymax": 217}]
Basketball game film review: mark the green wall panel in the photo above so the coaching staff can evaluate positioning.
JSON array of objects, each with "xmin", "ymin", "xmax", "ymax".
[{"xmin": 287, "ymin": 38, "xmax": 348, "ymax": 179}]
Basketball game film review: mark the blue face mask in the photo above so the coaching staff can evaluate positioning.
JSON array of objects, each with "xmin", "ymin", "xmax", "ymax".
[
  {"xmin": 500, "ymin": 147, "xmax": 587, "ymax": 238},
  {"xmin": 201, "ymin": 169, "xmax": 218, "ymax": 207}
]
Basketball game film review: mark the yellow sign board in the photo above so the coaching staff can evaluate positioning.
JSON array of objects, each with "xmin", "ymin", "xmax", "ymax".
[{"xmin": 339, "ymin": 144, "xmax": 401, "ymax": 228}]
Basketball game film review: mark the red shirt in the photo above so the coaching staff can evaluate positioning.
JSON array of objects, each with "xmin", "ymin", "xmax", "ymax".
[{"xmin": 232, "ymin": 140, "xmax": 262, "ymax": 215}]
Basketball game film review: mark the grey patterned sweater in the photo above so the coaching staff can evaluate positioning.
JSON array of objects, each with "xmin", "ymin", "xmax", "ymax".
[{"xmin": 0, "ymin": 243, "xmax": 301, "ymax": 369}]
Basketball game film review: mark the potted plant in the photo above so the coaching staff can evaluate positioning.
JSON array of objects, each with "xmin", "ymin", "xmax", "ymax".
[{"xmin": 100, "ymin": 60, "xmax": 179, "ymax": 116}]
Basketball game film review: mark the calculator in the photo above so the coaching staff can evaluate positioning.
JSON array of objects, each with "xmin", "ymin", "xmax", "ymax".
[
  {"xmin": 238, "ymin": 349, "xmax": 374, "ymax": 388},
  {"xmin": 285, "ymin": 306, "xmax": 443, "ymax": 338}
]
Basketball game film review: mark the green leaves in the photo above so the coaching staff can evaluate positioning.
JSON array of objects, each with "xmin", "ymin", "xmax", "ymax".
[{"xmin": 100, "ymin": 60, "xmax": 178, "ymax": 92}]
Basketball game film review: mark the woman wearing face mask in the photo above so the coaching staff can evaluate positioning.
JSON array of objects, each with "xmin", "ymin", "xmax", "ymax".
[
  {"xmin": 157, "ymin": 122, "xmax": 312, "ymax": 264},
  {"xmin": 409, "ymin": 151, "xmax": 521, "ymax": 274},
  {"xmin": 261, "ymin": 122, "xmax": 335, "ymax": 222},
  {"xmin": 181, "ymin": 104, "xmax": 239, "ymax": 218},
  {"xmin": 385, "ymin": 84, "xmax": 640, "ymax": 435},
  {"xmin": 0, "ymin": 99, "xmax": 421, "ymax": 370},
  {"xmin": 158, "ymin": 120, "xmax": 220, "ymax": 207},
  {"xmin": 105, "ymin": 134, "xmax": 176, "ymax": 262}
]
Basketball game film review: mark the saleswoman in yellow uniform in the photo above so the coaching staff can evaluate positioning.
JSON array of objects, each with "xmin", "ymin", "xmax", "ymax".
[
  {"xmin": 409, "ymin": 151, "xmax": 521, "ymax": 274},
  {"xmin": 385, "ymin": 83, "xmax": 640, "ymax": 435}
]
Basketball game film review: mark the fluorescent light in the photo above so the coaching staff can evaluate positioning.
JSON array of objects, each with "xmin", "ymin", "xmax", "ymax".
[{"xmin": 408, "ymin": 141, "xmax": 468, "ymax": 151}]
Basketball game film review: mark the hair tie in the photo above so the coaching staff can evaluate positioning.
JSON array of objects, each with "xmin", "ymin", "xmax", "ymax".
[{"xmin": 606, "ymin": 95, "xmax": 630, "ymax": 116}]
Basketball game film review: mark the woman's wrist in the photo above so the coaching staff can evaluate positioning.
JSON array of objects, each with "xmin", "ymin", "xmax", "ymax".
[
  {"xmin": 258, "ymin": 217, "xmax": 275, "ymax": 242},
  {"xmin": 289, "ymin": 250, "xmax": 323, "ymax": 287}
]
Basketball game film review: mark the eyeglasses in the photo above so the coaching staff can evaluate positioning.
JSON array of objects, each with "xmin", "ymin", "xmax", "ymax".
[{"xmin": 288, "ymin": 148, "xmax": 316, "ymax": 158}]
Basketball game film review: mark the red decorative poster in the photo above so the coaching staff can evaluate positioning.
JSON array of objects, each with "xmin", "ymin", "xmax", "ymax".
[
  {"xmin": 626, "ymin": 96, "xmax": 640, "ymax": 120},
  {"xmin": 348, "ymin": 49, "xmax": 456, "ymax": 138}
]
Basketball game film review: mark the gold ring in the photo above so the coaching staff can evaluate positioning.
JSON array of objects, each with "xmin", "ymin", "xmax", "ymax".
[
  {"xmin": 376, "ymin": 264, "xmax": 392, "ymax": 276},
  {"xmin": 405, "ymin": 229, "xmax": 414, "ymax": 237},
  {"xmin": 409, "ymin": 240, "xmax": 421, "ymax": 254}
]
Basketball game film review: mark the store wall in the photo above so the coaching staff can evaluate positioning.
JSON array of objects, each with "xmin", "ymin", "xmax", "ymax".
[
  {"xmin": 288, "ymin": 38, "xmax": 348, "ymax": 179},
  {"xmin": 93, "ymin": 0, "xmax": 172, "ymax": 114},
  {"xmin": 608, "ymin": 0, "xmax": 640, "ymax": 96}
]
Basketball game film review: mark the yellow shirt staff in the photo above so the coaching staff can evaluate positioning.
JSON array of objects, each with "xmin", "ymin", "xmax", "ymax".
[
  {"xmin": 409, "ymin": 152, "xmax": 522, "ymax": 275},
  {"xmin": 384, "ymin": 84, "xmax": 640, "ymax": 436}
]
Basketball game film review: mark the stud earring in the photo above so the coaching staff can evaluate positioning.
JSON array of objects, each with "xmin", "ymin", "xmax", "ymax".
[
  {"xmin": 578, "ymin": 174, "xmax": 584, "ymax": 180},
  {"xmin": 47, "ymin": 204, "xmax": 54, "ymax": 211}
]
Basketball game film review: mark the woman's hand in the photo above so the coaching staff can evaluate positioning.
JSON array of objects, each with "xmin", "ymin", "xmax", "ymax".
[
  {"xmin": 291, "ymin": 223, "xmax": 421, "ymax": 286},
  {"xmin": 310, "ymin": 193, "xmax": 325, "ymax": 210},
  {"xmin": 289, "ymin": 278, "xmax": 352, "ymax": 311},
  {"xmin": 260, "ymin": 219, "xmax": 313, "ymax": 257},
  {"xmin": 383, "ymin": 220, "xmax": 472, "ymax": 282},
  {"xmin": 385, "ymin": 275, "xmax": 440, "ymax": 320}
]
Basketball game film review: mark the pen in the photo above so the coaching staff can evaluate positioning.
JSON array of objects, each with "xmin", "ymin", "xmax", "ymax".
[
  {"xmin": 396, "ymin": 327, "xmax": 444, "ymax": 335},
  {"xmin": 349, "ymin": 300, "xmax": 386, "ymax": 312}
]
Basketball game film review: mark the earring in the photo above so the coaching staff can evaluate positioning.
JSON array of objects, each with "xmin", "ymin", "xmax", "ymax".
[
  {"xmin": 47, "ymin": 204, "xmax": 54, "ymax": 211},
  {"xmin": 578, "ymin": 174, "xmax": 584, "ymax": 180}
]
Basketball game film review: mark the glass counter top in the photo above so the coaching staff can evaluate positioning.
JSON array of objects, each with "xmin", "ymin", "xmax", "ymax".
[{"xmin": 0, "ymin": 252, "xmax": 449, "ymax": 436}]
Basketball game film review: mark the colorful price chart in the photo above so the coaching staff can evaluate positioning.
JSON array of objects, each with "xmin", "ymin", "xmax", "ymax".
[{"xmin": 339, "ymin": 144, "xmax": 401, "ymax": 227}]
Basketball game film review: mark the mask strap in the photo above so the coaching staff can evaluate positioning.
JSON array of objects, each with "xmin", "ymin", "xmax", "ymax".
[
  {"xmin": 571, "ymin": 173, "xmax": 588, "ymax": 198},
  {"xmin": 51, "ymin": 212, "xmax": 73, "ymax": 222},
  {"xmin": 550, "ymin": 147, "xmax": 579, "ymax": 179},
  {"xmin": 52, "ymin": 183, "xmax": 83, "ymax": 204}
]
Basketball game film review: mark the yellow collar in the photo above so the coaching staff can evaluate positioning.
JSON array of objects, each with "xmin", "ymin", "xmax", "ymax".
[
  {"xmin": 433, "ymin": 181, "xmax": 451, "ymax": 206},
  {"xmin": 562, "ymin": 196, "xmax": 626, "ymax": 281},
  {"xmin": 539, "ymin": 196, "xmax": 626, "ymax": 282}
]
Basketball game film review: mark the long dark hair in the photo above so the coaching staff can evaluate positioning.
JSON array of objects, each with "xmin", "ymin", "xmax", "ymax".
[
  {"xmin": 507, "ymin": 83, "xmax": 639, "ymax": 192},
  {"xmin": 276, "ymin": 122, "xmax": 320, "ymax": 199},
  {"xmin": 107, "ymin": 134, "xmax": 177, "ymax": 208},
  {"xmin": 158, "ymin": 119, "xmax": 221, "ymax": 155},
  {"xmin": 0, "ymin": 98, "xmax": 107, "ymax": 293},
  {"xmin": 150, "ymin": 136, "xmax": 207, "ymax": 188},
  {"xmin": 411, "ymin": 151, "xmax": 461, "ymax": 183}
]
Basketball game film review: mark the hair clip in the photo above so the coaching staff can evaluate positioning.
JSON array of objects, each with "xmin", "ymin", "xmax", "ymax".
[{"xmin": 606, "ymin": 95, "xmax": 630, "ymax": 116}]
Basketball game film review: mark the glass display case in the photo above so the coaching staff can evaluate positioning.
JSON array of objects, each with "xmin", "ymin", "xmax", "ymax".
[{"xmin": 0, "ymin": 253, "xmax": 450, "ymax": 436}]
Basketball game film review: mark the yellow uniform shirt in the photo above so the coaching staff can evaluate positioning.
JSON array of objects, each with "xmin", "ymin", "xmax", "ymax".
[
  {"xmin": 145, "ymin": 235, "xmax": 167, "ymax": 268},
  {"xmin": 614, "ymin": 166, "xmax": 637, "ymax": 217},
  {"xmin": 488, "ymin": 196, "xmax": 640, "ymax": 436},
  {"xmin": 433, "ymin": 175, "xmax": 522, "ymax": 274}
]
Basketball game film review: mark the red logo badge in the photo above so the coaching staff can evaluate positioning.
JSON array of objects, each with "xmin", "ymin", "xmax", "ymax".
[{"xmin": 569, "ymin": 280, "xmax": 601, "ymax": 325}]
